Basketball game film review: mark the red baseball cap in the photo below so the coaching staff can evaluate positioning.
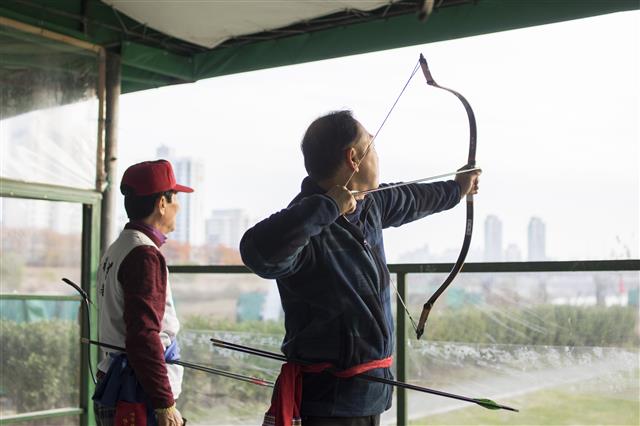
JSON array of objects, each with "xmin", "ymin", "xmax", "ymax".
[{"xmin": 120, "ymin": 159, "xmax": 194, "ymax": 196}]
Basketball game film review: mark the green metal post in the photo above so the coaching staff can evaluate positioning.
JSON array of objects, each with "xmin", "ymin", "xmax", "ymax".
[
  {"xmin": 80, "ymin": 202, "xmax": 101, "ymax": 426},
  {"xmin": 1, "ymin": 181, "xmax": 102, "ymax": 425},
  {"xmin": 396, "ymin": 272, "xmax": 407, "ymax": 426}
]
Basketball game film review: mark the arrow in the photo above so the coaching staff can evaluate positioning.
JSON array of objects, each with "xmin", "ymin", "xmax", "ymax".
[
  {"xmin": 82, "ymin": 338, "xmax": 274, "ymax": 387},
  {"xmin": 210, "ymin": 338, "xmax": 518, "ymax": 412},
  {"xmin": 351, "ymin": 167, "xmax": 481, "ymax": 196}
]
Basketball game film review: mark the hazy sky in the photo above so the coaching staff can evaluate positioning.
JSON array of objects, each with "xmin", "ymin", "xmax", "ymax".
[{"xmin": 117, "ymin": 11, "xmax": 639, "ymax": 262}]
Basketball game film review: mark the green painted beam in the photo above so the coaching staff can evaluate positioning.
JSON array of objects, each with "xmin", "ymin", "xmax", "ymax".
[
  {"xmin": 119, "ymin": 64, "xmax": 196, "ymax": 92},
  {"xmin": 0, "ymin": 178, "xmax": 102, "ymax": 204},
  {"xmin": 120, "ymin": 64, "xmax": 188, "ymax": 93},
  {"xmin": 0, "ymin": 1, "xmax": 196, "ymax": 91},
  {"xmin": 192, "ymin": 0, "xmax": 640, "ymax": 81},
  {"xmin": 387, "ymin": 259, "xmax": 640, "ymax": 274},
  {"xmin": 0, "ymin": 178, "xmax": 101, "ymax": 204},
  {"xmin": 2, "ymin": 1, "xmax": 638, "ymax": 93},
  {"xmin": 0, "ymin": 408, "xmax": 83, "ymax": 425},
  {"xmin": 168, "ymin": 260, "xmax": 640, "ymax": 275},
  {"xmin": 121, "ymin": 41, "xmax": 194, "ymax": 81},
  {"xmin": 169, "ymin": 265, "xmax": 251, "ymax": 274},
  {"xmin": 0, "ymin": 294, "xmax": 80, "ymax": 301},
  {"xmin": 0, "ymin": 5, "xmax": 93, "ymax": 45},
  {"xmin": 0, "ymin": 0, "xmax": 193, "ymax": 52}
]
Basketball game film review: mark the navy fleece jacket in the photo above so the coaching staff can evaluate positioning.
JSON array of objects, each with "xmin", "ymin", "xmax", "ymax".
[{"xmin": 240, "ymin": 177, "xmax": 461, "ymax": 417}]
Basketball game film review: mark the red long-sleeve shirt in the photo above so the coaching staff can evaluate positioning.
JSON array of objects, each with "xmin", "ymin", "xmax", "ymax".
[{"xmin": 117, "ymin": 223, "xmax": 174, "ymax": 408}]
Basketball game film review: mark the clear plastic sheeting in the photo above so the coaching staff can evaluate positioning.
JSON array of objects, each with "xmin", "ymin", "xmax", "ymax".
[
  {"xmin": 178, "ymin": 330, "xmax": 281, "ymax": 425},
  {"xmin": 164, "ymin": 268, "xmax": 639, "ymax": 425},
  {"xmin": 394, "ymin": 271, "xmax": 640, "ymax": 425},
  {"xmin": 0, "ymin": 197, "xmax": 82, "ymax": 295},
  {"xmin": 0, "ymin": 24, "xmax": 100, "ymax": 189},
  {"xmin": 170, "ymin": 273, "xmax": 283, "ymax": 425},
  {"xmin": 170, "ymin": 273, "xmax": 284, "ymax": 323},
  {"xmin": 0, "ymin": 306, "xmax": 82, "ymax": 417},
  {"xmin": 395, "ymin": 343, "xmax": 638, "ymax": 425}
]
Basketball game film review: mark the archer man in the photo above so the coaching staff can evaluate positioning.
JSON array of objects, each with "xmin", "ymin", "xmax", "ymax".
[{"xmin": 240, "ymin": 110, "xmax": 480, "ymax": 426}]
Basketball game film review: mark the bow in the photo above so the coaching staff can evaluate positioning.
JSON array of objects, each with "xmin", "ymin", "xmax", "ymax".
[
  {"xmin": 415, "ymin": 54, "xmax": 477, "ymax": 339},
  {"xmin": 344, "ymin": 54, "xmax": 477, "ymax": 340}
]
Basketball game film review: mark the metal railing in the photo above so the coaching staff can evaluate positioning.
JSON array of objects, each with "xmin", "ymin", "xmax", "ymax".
[
  {"xmin": 1, "ymin": 178, "xmax": 102, "ymax": 426},
  {"xmin": 0, "ymin": 259, "xmax": 636, "ymax": 425},
  {"xmin": 169, "ymin": 258, "xmax": 639, "ymax": 425},
  {"xmin": 0, "ymin": 294, "xmax": 83, "ymax": 425}
]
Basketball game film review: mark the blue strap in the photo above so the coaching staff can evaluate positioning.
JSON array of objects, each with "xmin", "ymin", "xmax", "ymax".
[
  {"xmin": 164, "ymin": 339, "xmax": 180, "ymax": 362},
  {"xmin": 93, "ymin": 340, "xmax": 181, "ymax": 408}
]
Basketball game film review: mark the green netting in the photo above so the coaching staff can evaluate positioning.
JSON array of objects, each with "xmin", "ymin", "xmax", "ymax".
[{"xmin": 0, "ymin": 299, "xmax": 80, "ymax": 323}]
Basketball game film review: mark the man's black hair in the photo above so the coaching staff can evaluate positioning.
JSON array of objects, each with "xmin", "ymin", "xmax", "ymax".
[
  {"xmin": 301, "ymin": 110, "xmax": 360, "ymax": 181},
  {"xmin": 122, "ymin": 188, "xmax": 175, "ymax": 220}
]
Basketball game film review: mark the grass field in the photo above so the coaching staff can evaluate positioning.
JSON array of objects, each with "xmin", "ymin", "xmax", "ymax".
[{"xmin": 410, "ymin": 370, "xmax": 639, "ymax": 426}]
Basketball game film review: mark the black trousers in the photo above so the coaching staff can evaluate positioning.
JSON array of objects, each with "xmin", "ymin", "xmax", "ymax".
[{"xmin": 302, "ymin": 415, "xmax": 381, "ymax": 426}]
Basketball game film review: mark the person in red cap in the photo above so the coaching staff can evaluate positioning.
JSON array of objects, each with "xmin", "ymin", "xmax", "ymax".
[{"xmin": 93, "ymin": 160, "xmax": 193, "ymax": 426}]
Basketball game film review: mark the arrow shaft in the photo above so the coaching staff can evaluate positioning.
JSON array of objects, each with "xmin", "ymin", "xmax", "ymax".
[
  {"xmin": 83, "ymin": 338, "xmax": 274, "ymax": 387},
  {"xmin": 210, "ymin": 338, "xmax": 517, "ymax": 412},
  {"xmin": 351, "ymin": 167, "xmax": 481, "ymax": 196}
]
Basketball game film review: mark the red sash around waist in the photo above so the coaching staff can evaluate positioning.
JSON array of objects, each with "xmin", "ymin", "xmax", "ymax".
[{"xmin": 262, "ymin": 356, "xmax": 393, "ymax": 426}]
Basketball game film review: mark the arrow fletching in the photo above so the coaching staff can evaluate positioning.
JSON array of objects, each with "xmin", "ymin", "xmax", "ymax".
[{"xmin": 473, "ymin": 398, "xmax": 519, "ymax": 412}]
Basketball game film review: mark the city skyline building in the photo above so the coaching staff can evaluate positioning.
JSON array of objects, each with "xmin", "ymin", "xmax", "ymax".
[
  {"xmin": 505, "ymin": 243, "xmax": 523, "ymax": 262},
  {"xmin": 484, "ymin": 215, "xmax": 503, "ymax": 262},
  {"xmin": 0, "ymin": 197, "xmax": 82, "ymax": 235},
  {"xmin": 157, "ymin": 145, "xmax": 205, "ymax": 246},
  {"xmin": 528, "ymin": 216, "xmax": 547, "ymax": 261},
  {"xmin": 205, "ymin": 208, "xmax": 250, "ymax": 249}
]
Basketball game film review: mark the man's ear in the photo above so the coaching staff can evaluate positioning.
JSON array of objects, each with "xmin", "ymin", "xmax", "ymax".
[
  {"xmin": 157, "ymin": 194, "xmax": 167, "ymax": 216},
  {"xmin": 345, "ymin": 147, "xmax": 359, "ymax": 172}
]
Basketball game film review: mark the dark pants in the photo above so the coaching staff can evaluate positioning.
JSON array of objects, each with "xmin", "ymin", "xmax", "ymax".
[
  {"xmin": 302, "ymin": 415, "xmax": 380, "ymax": 426},
  {"xmin": 94, "ymin": 372, "xmax": 115, "ymax": 426},
  {"xmin": 94, "ymin": 401, "xmax": 115, "ymax": 426}
]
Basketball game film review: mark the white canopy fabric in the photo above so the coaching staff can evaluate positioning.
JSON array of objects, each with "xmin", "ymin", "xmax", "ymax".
[{"xmin": 104, "ymin": 0, "xmax": 396, "ymax": 48}]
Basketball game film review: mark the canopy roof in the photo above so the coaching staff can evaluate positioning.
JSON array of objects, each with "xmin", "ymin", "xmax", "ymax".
[
  {"xmin": 1, "ymin": 0, "xmax": 638, "ymax": 93},
  {"xmin": 104, "ymin": 0, "xmax": 399, "ymax": 49}
]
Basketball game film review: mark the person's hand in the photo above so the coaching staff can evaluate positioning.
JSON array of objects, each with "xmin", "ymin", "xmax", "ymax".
[
  {"xmin": 454, "ymin": 166, "xmax": 482, "ymax": 197},
  {"xmin": 155, "ymin": 404, "xmax": 184, "ymax": 426},
  {"xmin": 326, "ymin": 185, "xmax": 357, "ymax": 215}
]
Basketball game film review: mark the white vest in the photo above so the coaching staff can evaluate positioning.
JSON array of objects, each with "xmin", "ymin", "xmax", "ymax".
[{"xmin": 96, "ymin": 229, "xmax": 183, "ymax": 399}]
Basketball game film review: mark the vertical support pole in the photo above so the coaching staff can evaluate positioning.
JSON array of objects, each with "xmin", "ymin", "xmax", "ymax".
[
  {"xmin": 396, "ymin": 272, "xmax": 408, "ymax": 426},
  {"xmin": 81, "ymin": 202, "xmax": 101, "ymax": 426},
  {"xmin": 101, "ymin": 51, "xmax": 121, "ymax": 254},
  {"xmin": 95, "ymin": 49, "xmax": 106, "ymax": 194}
]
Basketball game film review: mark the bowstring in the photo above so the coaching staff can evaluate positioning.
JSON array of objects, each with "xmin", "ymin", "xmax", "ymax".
[
  {"xmin": 344, "ymin": 59, "xmax": 422, "ymax": 333},
  {"xmin": 390, "ymin": 275, "xmax": 419, "ymax": 333},
  {"xmin": 344, "ymin": 60, "xmax": 421, "ymax": 187}
]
